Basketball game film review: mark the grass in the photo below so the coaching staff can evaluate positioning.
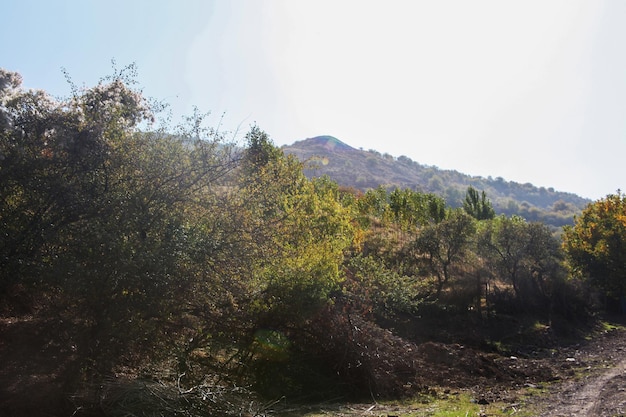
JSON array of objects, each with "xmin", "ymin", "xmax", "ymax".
[
  {"xmin": 582, "ymin": 319, "xmax": 626, "ymax": 341},
  {"xmin": 600, "ymin": 320, "xmax": 626, "ymax": 332},
  {"xmin": 277, "ymin": 386, "xmax": 547, "ymax": 416},
  {"xmin": 421, "ymin": 393, "xmax": 479, "ymax": 417},
  {"xmin": 417, "ymin": 391, "xmax": 542, "ymax": 417}
]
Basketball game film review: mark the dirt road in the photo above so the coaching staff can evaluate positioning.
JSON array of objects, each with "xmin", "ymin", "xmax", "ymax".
[{"xmin": 538, "ymin": 327, "xmax": 626, "ymax": 416}]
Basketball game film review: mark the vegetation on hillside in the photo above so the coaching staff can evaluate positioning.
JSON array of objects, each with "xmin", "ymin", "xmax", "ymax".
[
  {"xmin": 0, "ymin": 68, "xmax": 622, "ymax": 416},
  {"xmin": 284, "ymin": 136, "xmax": 589, "ymax": 228}
]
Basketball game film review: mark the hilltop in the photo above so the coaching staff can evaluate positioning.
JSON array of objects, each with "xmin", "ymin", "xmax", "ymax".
[{"xmin": 283, "ymin": 136, "xmax": 591, "ymax": 227}]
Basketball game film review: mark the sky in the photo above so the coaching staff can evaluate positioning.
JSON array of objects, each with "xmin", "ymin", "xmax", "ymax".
[{"xmin": 3, "ymin": 0, "xmax": 626, "ymax": 200}]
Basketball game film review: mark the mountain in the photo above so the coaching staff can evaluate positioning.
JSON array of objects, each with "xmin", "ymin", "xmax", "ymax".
[{"xmin": 283, "ymin": 136, "xmax": 591, "ymax": 228}]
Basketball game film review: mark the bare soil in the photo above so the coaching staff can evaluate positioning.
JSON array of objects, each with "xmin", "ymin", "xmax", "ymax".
[{"xmin": 536, "ymin": 322, "xmax": 626, "ymax": 416}]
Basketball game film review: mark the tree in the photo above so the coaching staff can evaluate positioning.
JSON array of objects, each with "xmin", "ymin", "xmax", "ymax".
[
  {"xmin": 413, "ymin": 209, "xmax": 476, "ymax": 297},
  {"xmin": 563, "ymin": 192, "xmax": 626, "ymax": 297},
  {"xmin": 478, "ymin": 215, "xmax": 565, "ymax": 310},
  {"xmin": 358, "ymin": 185, "xmax": 389, "ymax": 223},
  {"xmin": 0, "ymin": 66, "xmax": 240, "ymax": 379},
  {"xmin": 239, "ymin": 130, "xmax": 354, "ymax": 322},
  {"xmin": 242, "ymin": 124, "xmax": 282, "ymax": 174},
  {"xmin": 388, "ymin": 188, "xmax": 446, "ymax": 230},
  {"xmin": 478, "ymin": 216, "xmax": 528, "ymax": 298},
  {"xmin": 463, "ymin": 186, "xmax": 495, "ymax": 220}
]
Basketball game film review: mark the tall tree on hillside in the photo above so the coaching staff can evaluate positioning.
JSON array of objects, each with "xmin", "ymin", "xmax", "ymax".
[
  {"xmin": 463, "ymin": 186, "xmax": 495, "ymax": 220},
  {"xmin": 358, "ymin": 185, "xmax": 389, "ymax": 222},
  {"xmin": 389, "ymin": 188, "xmax": 446, "ymax": 230},
  {"xmin": 243, "ymin": 125, "xmax": 282, "ymax": 173}
]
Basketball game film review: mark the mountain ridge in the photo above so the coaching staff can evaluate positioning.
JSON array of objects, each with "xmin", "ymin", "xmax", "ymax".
[
  {"xmin": 290, "ymin": 135, "xmax": 355, "ymax": 152},
  {"xmin": 283, "ymin": 136, "xmax": 590, "ymax": 227}
]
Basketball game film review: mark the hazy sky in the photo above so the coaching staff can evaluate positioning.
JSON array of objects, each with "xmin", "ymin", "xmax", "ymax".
[{"xmin": 3, "ymin": 0, "xmax": 626, "ymax": 200}]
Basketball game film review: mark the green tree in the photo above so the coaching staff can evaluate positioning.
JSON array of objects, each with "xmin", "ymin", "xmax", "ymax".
[
  {"xmin": 463, "ymin": 186, "xmax": 495, "ymax": 220},
  {"xmin": 358, "ymin": 185, "xmax": 389, "ymax": 222},
  {"xmin": 563, "ymin": 192, "xmax": 626, "ymax": 297},
  {"xmin": 239, "ymin": 130, "xmax": 354, "ymax": 322},
  {"xmin": 0, "ymin": 67, "xmax": 239, "ymax": 379},
  {"xmin": 242, "ymin": 124, "xmax": 282, "ymax": 174},
  {"xmin": 389, "ymin": 188, "xmax": 446, "ymax": 230},
  {"xmin": 478, "ymin": 215, "xmax": 564, "ymax": 310},
  {"xmin": 413, "ymin": 209, "xmax": 476, "ymax": 297}
]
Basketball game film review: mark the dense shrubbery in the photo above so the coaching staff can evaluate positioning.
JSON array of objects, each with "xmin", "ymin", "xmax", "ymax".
[{"xmin": 0, "ymin": 68, "xmax": 610, "ymax": 415}]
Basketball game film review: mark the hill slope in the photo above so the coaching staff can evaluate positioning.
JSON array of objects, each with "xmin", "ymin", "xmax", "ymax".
[{"xmin": 283, "ymin": 136, "xmax": 591, "ymax": 227}]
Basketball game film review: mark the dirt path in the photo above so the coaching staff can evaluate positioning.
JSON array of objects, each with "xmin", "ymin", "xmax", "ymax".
[
  {"xmin": 543, "ymin": 358, "xmax": 626, "ymax": 416},
  {"xmin": 543, "ymin": 359, "xmax": 626, "ymax": 416},
  {"xmin": 538, "ymin": 328, "xmax": 626, "ymax": 416}
]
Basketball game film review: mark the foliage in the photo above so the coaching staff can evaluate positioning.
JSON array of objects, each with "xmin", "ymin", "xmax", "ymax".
[
  {"xmin": 463, "ymin": 186, "xmax": 495, "ymax": 220},
  {"xmin": 346, "ymin": 254, "xmax": 423, "ymax": 316},
  {"xmin": 563, "ymin": 192, "xmax": 626, "ymax": 297},
  {"xmin": 478, "ymin": 215, "xmax": 567, "ymax": 312},
  {"xmin": 285, "ymin": 136, "xmax": 589, "ymax": 228},
  {"xmin": 389, "ymin": 187, "xmax": 446, "ymax": 228},
  {"xmin": 0, "ymin": 68, "xmax": 598, "ymax": 416},
  {"xmin": 357, "ymin": 185, "xmax": 389, "ymax": 225},
  {"xmin": 240, "ymin": 131, "xmax": 354, "ymax": 323},
  {"xmin": 412, "ymin": 209, "xmax": 476, "ymax": 297},
  {"xmin": 0, "ymin": 66, "xmax": 239, "ymax": 379}
]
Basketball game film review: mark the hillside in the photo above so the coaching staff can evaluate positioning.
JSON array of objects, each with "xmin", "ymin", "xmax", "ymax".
[{"xmin": 283, "ymin": 135, "xmax": 591, "ymax": 227}]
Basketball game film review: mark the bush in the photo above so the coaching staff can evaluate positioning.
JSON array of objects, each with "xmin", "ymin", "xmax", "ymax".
[{"xmin": 298, "ymin": 299, "xmax": 423, "ymax": 399}]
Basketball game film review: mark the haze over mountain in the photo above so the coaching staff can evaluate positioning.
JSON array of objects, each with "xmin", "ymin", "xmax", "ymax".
[{"xmin": 283, "ymin": 136, "xmax": 590, "ymax": 228}]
